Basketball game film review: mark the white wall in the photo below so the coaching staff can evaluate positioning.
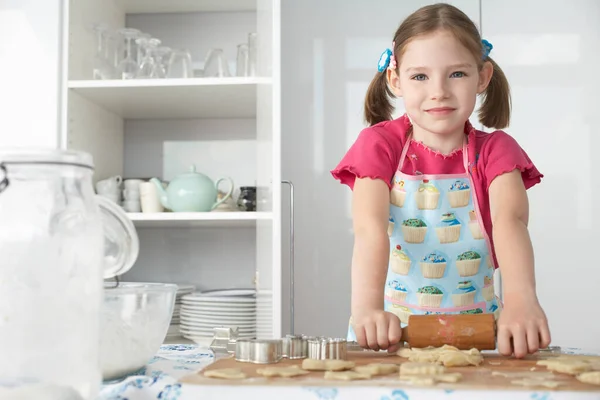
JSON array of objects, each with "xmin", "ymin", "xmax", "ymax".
[
  {"xmin": 281, "ymin": 0, "xmax": 600, "ymax": 350},
  {"xmin": 482, "ymin": 0, "xmax": 600, "ymax": 350},
  {"xmin": 0, "ymin": 0, "xmax": 63, "ymax": 148}
]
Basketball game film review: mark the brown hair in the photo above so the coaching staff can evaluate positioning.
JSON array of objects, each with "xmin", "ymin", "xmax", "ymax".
[{"xmin": 364, "ymin": 3, "xmax": 511, "ymax": 129}]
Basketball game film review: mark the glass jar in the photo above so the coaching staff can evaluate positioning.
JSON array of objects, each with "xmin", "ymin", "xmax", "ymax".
[
  {"xmin": 237, "ymin": 186, "xmax": 257, "ymax": 211},
  {"xmin": 0, "ymin": 148, "xmax": 138, "ymax": 399}
]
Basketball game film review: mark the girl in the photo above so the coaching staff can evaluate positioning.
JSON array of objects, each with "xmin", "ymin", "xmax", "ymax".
[{"xmin": 331, "ymin": 3, "xmax": 551, "ymax": 359}]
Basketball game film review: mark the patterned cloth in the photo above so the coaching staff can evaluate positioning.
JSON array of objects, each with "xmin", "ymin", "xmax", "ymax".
[{"xmin": 98, "ymin": 345, "xmax": 600, "ymax": 400}]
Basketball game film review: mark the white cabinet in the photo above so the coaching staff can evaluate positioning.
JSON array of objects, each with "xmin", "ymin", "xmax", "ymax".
[
  {"xmin": 0, "ymin": 0, "xmax": 63, "ymax": 147},
  {"xmin": 61, "ymin": 0, "xmax": 282, "ymax": 339}
]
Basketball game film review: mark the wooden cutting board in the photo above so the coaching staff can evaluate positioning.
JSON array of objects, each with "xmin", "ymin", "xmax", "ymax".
[{"xmin": 180, "ymin": 351, "xmax": 600, "ymax": 391}]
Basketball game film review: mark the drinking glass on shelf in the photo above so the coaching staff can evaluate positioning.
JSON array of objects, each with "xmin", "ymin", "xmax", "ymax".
[
  {"xmin": 166, "ymin": 49, "xmax": 193, "ymax": 79},
  {"xmin": 202, "ymin": 48, "xmax": 231, "ymax": 78},
  {"xmin": 136, "ymin": 38, "xmax": 161, "ymax": 79},
  {"xmin": 92, "ymin": 24, "xmax": 114, "ymax": 80},
  {"xmin": 116, "ymin": 28, "xmax": 141, "ymax": 79},
  {"xmin": 248, "ymin": 32, "xmax": 258, "ymax": 76},
  {"xmin": 136, "ymin": 32, "xmax": 152, "ymax": 66},
  {"xmin": 236, "ymin": 43, "xmax": 249, "ymax": 77},
  {"xmin": 152, "ymin": 46, "xmax": 171, "ymax": 79}
]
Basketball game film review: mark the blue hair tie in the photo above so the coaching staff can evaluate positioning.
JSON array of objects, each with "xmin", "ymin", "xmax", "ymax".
[
  {"xmin": 377, "ymin": 49, "xmax": 393, "ymax": 72},
  {"xmin": 482, "ymin": 39, "xmax": 493, "ymax": 59}
]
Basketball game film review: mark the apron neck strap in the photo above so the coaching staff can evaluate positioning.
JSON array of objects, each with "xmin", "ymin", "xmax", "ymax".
[{"xmin": 400, "ymin": 132, "xmax": 470, "ymax": 172}]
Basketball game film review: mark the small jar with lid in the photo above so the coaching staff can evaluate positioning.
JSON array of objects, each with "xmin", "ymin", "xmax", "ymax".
[{"xmin": 237, "ymin": 186, "xmax": 257, "ymax": 211}]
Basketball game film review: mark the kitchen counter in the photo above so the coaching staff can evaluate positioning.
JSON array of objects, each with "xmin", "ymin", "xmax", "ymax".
[{"xmin": 99, "ymin": 344, "xmax": 600, "ymax": 400}]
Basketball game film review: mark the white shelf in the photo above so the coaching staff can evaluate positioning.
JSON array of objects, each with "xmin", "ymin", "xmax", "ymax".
[
  {"xmin": 128, "ymin": 211, "xmax": 273, "ymax": 228},
  {"xmin": 116, "ymin": 0, "xmax": 256, "ymax": 14},
  {"xmin": 68, "ymin": 78, "xmax": 271, "ymax": 119}
]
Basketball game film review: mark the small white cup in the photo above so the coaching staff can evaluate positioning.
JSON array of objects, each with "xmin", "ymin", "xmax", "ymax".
[
  {"xmin": 123, "ymin": 200, "xmax": 141, "ymax": 213},
  {"xmin": 123, "ymin": 189, "xmax": 140, "ymax": 201},
  {"xmin": 96, "ymin": 175, "xmax": 122, "ymax": 194},
  {"xmin": 139, "ymin": 182, "xmax": 164, "ymax": 213},
  {"xmin": 124, "ymin": 179, "xmax": 145, "ymax": 191}
]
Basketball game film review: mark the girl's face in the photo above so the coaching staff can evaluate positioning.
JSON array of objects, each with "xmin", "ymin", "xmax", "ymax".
[{"xmin": 388, "ymin": 30, "xmax": 492, "ymax": 137}]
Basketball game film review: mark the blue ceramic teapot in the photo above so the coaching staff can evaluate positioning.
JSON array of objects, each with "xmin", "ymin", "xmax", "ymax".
[{"xmin": 150, "ymin": 165, "xmax": 234, "ymax": 212}]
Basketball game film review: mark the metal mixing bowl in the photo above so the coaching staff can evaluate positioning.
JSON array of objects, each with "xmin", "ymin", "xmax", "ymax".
[{"xmin": 100, "ymin": 282, "xmax": 177, "ymax": 381}]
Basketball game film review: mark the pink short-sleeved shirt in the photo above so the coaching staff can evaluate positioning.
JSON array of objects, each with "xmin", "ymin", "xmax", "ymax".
[{"xmin": 330, "ymin": 115, "xmax": 543, "ymax": 269}]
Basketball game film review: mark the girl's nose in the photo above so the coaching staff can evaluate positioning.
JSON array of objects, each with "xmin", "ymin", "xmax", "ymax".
[{"xmin": 429, "ymin": 78, "xmax": 451, "ymax": 101}]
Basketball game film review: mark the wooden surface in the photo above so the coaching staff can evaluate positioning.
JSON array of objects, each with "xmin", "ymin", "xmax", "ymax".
[{"xmin": 180, "ymin": 351, "xmax": 600, "ymax": 392}]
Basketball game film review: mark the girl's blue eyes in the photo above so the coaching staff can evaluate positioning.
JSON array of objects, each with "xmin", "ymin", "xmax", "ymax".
[{"xmin": 411, "ymin": 71, "xmax": 466, "ymax": 80}]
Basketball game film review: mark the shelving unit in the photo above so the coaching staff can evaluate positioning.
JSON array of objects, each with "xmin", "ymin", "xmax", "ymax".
[
  {"xmin": 62, "ymin": 0, "xmax": 282, "ymax": 340},
  {"xmin": 69, "ymin": 78, "xmax": 271, "ymax": 119},
  {"xmin": 115, "ymin": 0, "xmax": 257, "ymax": 14},
  {"xmin": 128, "ymin": 211, "xmax": 273, "ymax": 228}
]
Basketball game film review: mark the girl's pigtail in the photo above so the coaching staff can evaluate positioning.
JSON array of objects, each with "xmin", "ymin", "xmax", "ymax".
[
  {"xmin": 479, "ymin": 57, "xmax": 511, "ymax": 129},
  {"xmin": 364, "ymin": 71, "xmax": 395, "ymax": 126}
]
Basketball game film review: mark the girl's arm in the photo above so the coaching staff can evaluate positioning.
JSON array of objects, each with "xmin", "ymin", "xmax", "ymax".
[
  {"xmin": 351, "ymin": 177, "xmax": 390, "ymax": 313},
  {"xmin": 489, "ymin": 169, "xmax": 551, "ymax": 357},
  {"xmin": 350, "ymin": 177, "xmax": 402, "ymax": 351}
]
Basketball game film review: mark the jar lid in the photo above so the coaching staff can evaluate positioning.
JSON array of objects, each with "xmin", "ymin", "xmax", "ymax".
[
  {"xmin": 96, "ymin": 195, "xmax": 139, "ymax": 279},
  {"xmin": 0, "ymin": 148, "xmax": 94, "ymax": 169}
]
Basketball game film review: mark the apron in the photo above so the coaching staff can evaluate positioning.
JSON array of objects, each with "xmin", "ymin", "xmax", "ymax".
[{"xmin": 347, "ymin": 133, "xmax": 502, "ymax": 341}]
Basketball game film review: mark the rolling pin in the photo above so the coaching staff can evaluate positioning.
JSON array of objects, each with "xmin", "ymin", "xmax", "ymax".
[{"xmin": 400, "ymin": 313, "xmax": 496, "ymax": 350}]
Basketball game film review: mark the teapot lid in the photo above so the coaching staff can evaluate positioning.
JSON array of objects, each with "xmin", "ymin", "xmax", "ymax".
[{"xmin": 96, "ymin": 195, "xmax": 139, "ymax": 279}]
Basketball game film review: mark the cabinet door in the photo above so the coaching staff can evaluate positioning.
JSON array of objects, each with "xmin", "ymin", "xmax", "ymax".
[
  {"xmin": 255, "ymin": 0, "xmax": 282, "ymax": 339},
  {"xmin": 482, "ymin": 0, "xmax": 600, "ymax": 349},
  {"xmin": 0, "ymin": 0, "xmax": 62, "ymax": 147}
]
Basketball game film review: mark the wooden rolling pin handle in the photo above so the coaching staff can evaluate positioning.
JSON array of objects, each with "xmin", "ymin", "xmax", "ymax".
[{"xmin": 400, "ymin": 314, "xmax": 496, "ymax": 350}]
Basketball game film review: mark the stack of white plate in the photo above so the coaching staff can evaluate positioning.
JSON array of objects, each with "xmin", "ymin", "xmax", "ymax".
[
  {"xmin": 179, "ymin": 289, "xmax": 256, "ymax": 345},
  {"xmin": 165, "ymin": 284, "xmax": 195, "ymax": 341},
  {"xmin": 256, "ymin": 290, "xmax": 273, "ymax": 338}
]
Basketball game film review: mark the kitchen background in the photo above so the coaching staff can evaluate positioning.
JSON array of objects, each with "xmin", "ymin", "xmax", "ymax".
[{"xmin": 1, "ymin": 0, "xmax": 599, "ymax": 350}]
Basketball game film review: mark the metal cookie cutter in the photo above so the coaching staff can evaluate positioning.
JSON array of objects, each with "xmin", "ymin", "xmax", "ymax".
[
  {"xmin": 209, "ymin": 327, "xmax": 238, "ymax": 356},
  {"xmin": 308, "ymin": 337, "xmax": 348, "ymax": 360},
  {"xmin": 282, "ymin": 334, "xmax": 308, "ymax": 359},
  {"xmin": 234, "ymin": 338, "xmax": 283, "ymax": 364}
]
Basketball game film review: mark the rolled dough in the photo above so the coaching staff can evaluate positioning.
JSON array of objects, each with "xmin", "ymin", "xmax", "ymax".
[{"xmin": 397, "ymin": 344, "xmax": 483, "ymax": 367}]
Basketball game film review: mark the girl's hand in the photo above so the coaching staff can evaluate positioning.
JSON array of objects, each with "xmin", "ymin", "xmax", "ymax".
[
  {"xmin": 497, "ymin": 295, "xmax": 551, "ymax": 358},
  {"xmin": 352, "ymin": 309, "xmax": 403, "ymax": 353}
]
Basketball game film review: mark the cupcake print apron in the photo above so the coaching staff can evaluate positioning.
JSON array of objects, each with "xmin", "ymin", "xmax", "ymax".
[{"xmin": 347, "ymin": 134, "xmax": 501, "ymax": 341}]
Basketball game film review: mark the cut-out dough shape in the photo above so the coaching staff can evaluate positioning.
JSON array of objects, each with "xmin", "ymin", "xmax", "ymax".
[
  {"xmin": 577, "ymin": 371, "xmax": 600, "ymax": 385},
  {"xmin": 399, "ymin": 372, "xmax": 462, "ymax": 385},
  {"xmin": 256, "ymin": 365, "xmax": 310, "ymax": 378},
  {"xmin": 397, "ymin": 345, "xmax": 483, "ymax": 367},
  {"xmin": 511, "ymin": 379, "xmax": 564, "ymax": 389},
  {"xmin": 492, "ymin": 371, "xmax": 555, "ymax": 380},
  {"xmin": 354, "ymin": 363, "xmax": 399, "ymax": 376},
  {"xmin": 203, "ymin": 368, "xmax": 246, "ymax": 380},
  {"xmin": 323, "ymin": 371, "xmax": 371, "ymax": 381},
  {"xmin": 301, "ymin": 359, "xmax": 355, "ymax": 371},
  {"xmin": 400, "ymin": 362, "xmax": 446, "ymax": 376},
  {"xmin": 537, "ymin": 359, "xmax": 593, "ymax": 375}
]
